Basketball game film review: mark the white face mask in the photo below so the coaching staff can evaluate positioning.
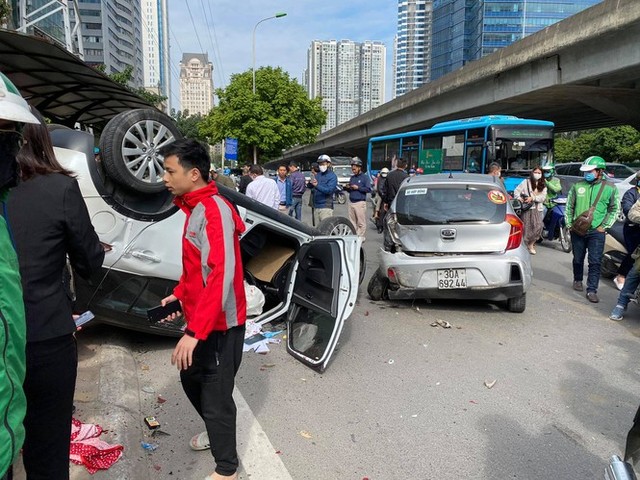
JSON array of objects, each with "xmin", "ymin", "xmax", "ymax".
[
  {"xmin": 319, "ymin": 165, "xmax": 328, "ymax": 173},
  {"xmin": 533, "ymin": 173, "xmax": 542, "ymax": 180}
]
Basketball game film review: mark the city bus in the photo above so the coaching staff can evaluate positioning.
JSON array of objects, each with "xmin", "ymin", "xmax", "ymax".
[{"xmin": 367, "ymin": 115, "xmax": 554, "ymax": 175}]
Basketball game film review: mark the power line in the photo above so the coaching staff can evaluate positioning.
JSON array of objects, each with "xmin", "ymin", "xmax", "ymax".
[
  {"xmin": 202, "ymin": 0, "xmax": 226, "ymax": 89},
  {"xmin": 183, "ymin": 0, "xmax": 206, "ymax": 57}
]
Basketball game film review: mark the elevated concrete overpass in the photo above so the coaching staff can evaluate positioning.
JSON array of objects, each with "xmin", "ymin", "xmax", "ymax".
[{"xmin": 282, "ymin": 0, "xmax": 640, "ymax": 164}]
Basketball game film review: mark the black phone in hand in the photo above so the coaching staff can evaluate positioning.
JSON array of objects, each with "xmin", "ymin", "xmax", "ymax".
[{"xmin": 147, "ymin": 300, "xmax": 182, "ymax": 323}]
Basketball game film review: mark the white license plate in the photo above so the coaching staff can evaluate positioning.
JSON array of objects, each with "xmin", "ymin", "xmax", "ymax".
[{"xmin": 437, "ymin": 268, "xmax": 467, "ymax": 289}]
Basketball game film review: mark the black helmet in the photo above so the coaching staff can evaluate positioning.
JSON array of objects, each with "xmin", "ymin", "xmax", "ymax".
[{"xmin": 350, "ymin": 156, "xmax": 363, "ymax": 167}]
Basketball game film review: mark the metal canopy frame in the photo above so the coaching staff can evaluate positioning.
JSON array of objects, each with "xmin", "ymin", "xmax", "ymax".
[{"xmin": 0, "ymin": 29, "xmax": 155, "ymax": 127}]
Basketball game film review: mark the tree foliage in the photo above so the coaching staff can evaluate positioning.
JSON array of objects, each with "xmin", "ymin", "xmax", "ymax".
[
  {"xmin": 554, "ymin": 126, "xmax": 640, "ymax": 164},
  {"xmin": 102, "ymin": 65, "xmax": 167, "ymax": 108},
  {"xmin": 200, "ymin": 67, "xmax": 326, "ymax": 162},
  {"xmin": 0, "ymin": 1, "xmax": 11, "ymax": 25},
  {"xmin": 169, "ymin": 109, "xmax": 209, "ymax": 143}
]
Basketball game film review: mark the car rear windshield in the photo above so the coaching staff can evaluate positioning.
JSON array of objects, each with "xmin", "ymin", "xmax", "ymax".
[{"xmin": 395, "ymin": 184, "xmax": 507, "ymax": 225}]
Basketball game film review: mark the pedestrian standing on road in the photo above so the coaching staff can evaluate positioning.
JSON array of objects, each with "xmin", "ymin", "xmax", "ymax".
[
  {"xmin": 274, "ymin": 164, "xmax": 291, "ymax": 213},
  {"xmin": 245, "ymin": 164, "xmax": 280, "ymax": 209},
  {"xmin": 237, "ymin": 164, "xmax": 252, "ymax": 194},
  {"xmin": 514, "ymin": 166, "xmax": 547, "ymax": 255},
  {"xmin": 0, "ymin": 71, "xmax": 39, "ymax": 480},
  {"xmin": 373, "ymin": 167, "xmax": 389, "ymax": 233},
  {"xmin": 7, "ymin": 108, "xmax": 105, "ymax": 480},
  {"xmin": 347, "ymin": 157, "xmax": 371, "ymax": 241},
  {"xmin": 383, "ymin": 157, "xmax": 408, "ymax": 209},
  {"xmin": 211, "ymin": 168, "xmax": 236, "ymax": 190},
  {"xmin": 309, "ymin": 154, "xmax": 338, "ymax": 224},
  {"xmin": 610, "ymin": 198, "xmax": 640, "ymax": 321},
  {"xmin": 287, "ymin": 160, "xmax": 306, "ymax": 221},
  {"xmin": 613, "ymin": 172, "xmax": 640, "ymax": 291},
  {"xmin": 565, "ymin": 156, "xmax": 620, "ymax": 303},
  {"xmin": 159, "ymin": 139, "xmax": 246, "ymax": 480}
]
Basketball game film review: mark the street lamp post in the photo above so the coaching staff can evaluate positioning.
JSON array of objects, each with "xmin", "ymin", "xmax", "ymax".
[{"xmin": 251, "ymin": 12, "xmax": 286, "ymax": 164}]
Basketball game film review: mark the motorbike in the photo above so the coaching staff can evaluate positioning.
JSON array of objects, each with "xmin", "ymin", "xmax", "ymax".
[
  {"xmin": 602, "ymin": 220, "xmax": 627, "ymax": 278},
  {"xmin": 333, "ymin": 184, "xmax": 347, "ymax": 205},
  {"xmin": 541, "ymin": 196, "xmax": 572, "ymax": 253}
]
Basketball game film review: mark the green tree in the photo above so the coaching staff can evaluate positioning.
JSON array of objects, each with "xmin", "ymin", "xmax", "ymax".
[
  {"xmin": 101, "ymin": 65, "xmax": 167, "ymax": 108},
  {"xmin": 0, "ymin": 1, "xmax": 10, "ymax": 25},
  {"xmin": 554, "ymin": 126, "xmax": 640, "ymax": 164},
  {"xmin": 200, "ymin": 67, "xmax": 326, "ymax": 162},
  {"xmin": 170, "ymin": 109, "xmax": 209, "ymax": 143}
]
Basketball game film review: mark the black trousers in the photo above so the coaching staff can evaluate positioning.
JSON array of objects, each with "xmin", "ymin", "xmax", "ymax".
[
  {"xmin": 180, "ymin": 325, "xmax": 245, "ymax": 476},
  {"xmin": 23, "ymin": 334, "xmax": 77, "ymax": 480}
]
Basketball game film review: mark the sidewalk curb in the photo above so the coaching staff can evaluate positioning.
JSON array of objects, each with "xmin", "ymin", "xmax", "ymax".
[{"xmin": 95, "ymin": 341, "xmax": 149, "ymax": 480}]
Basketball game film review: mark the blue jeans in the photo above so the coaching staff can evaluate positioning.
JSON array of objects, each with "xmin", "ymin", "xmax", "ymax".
[
  {"xmin": 615, "ymin": 265, "xmax": 640, "ymax": 309},
  {"xmin": 571, "ymin": 230, "xmax": 606, "ymax": 293},
  {"xmin": 289, "ymin": 196, "xmax": 303, "ymax": 221}
]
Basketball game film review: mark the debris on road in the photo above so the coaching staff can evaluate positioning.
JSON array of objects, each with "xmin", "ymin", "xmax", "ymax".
[
  {"xmin": 484, "ymin": 379, "xmax": 497, "ymax": 389},
  {"xmin": 141, "ymin": 442, "xmax": 158, "ymax": 451},
  {"xmin": 300, "ymin": 430, "xmax": 312, "ymax": 439},
  {"xmin": 141, "ymin": 385, "xmax": 155, "ymax": 394},
  {"xmin": 431, "ymin": 319, "xmax": 452, "ymax": 328},
  {"xmin": 387, "ymin": 359, "xmax": 395, "ymax": 365},
  {"xmin": 157, "ymin": 395, "xmax": 166, "ymax": 404}
]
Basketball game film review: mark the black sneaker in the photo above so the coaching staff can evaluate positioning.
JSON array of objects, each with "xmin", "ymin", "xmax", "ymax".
[
  {"xmin": 573, "ymin": 281, "xmax": 583, "ymax": 291},
  {"xmin": 586, "ymin": 292, "xmax": 599, "ymax": 303}
]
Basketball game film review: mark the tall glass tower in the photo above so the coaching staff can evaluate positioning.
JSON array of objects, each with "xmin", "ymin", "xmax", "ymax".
[
  {"xmin": 431, "ymin": 0, "xmax": 602, "ymax": 82},
  {"xmin": 393, "ymin": 0, "xmax": 433, "ymax": 98}
]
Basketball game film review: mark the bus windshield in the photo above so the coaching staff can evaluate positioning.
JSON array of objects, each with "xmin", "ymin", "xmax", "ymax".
[{"xmin": 490, "ymin": 126, "xmax": 553, "ymax": 172}]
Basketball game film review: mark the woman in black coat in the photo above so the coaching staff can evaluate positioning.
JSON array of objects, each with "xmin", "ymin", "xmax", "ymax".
[{"xmin": 7, "ymin": 112, "xmax": 105, "ymax": 480}]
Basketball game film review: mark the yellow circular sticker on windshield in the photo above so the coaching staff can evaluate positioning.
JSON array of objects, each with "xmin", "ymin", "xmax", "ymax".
[{"xmin": 488, "ymin": 190, "xmax": 507, "ymax": 204}]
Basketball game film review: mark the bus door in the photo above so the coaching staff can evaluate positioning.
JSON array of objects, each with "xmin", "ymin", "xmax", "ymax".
[
  {"xmin": 400, "ymin": 136, "xmax": 420, "ymax": 170},
  {"xmin": 464, "ymin": 128, "xmax": 486, "ymax": 173}
]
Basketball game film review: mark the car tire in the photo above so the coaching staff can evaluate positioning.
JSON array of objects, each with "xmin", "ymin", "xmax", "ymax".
[
  {"xmin": 367, "ymin": 269, "xmax": 389, "ymax": 301},
  {"xmin": 99, "ymin": 109, "xmax": 182, "ymax": 193},
  {"xmin": 506, "ymin": 293, "xmax": 526, "ymax": 313},
  {"xmin": 317, "ymin": 216, "xmax": 355, "ymax": 236},
  {"xmin": 336, "ymin": 191, "xmax": 347, "ymax": 205}
]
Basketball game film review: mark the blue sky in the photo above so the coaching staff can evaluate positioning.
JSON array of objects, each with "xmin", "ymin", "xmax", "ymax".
[{"xmin": 167, "ymin": 0, "xmax": 398, "ymax": 110}]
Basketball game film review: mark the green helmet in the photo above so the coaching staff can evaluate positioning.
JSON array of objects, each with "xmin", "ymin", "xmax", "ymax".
[{"xmin": 580, "ymin": 156, "xmax": 606, "ymax": 172}]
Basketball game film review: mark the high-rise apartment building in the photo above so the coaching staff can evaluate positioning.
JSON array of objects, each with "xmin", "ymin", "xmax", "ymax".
[
  {"xmin": 306, "ymin": 40, "xmax": 386, "ymax": 132},
  {"xmin": 179, "ymin": 53, "xmax": 214, "ymax": 115},
  {"xmin": 141, "ymin": 0, "xmax": 170, "ymax": 110},
  {"xmin": 431, "ymin": 0, "xmax": 602, "ymax": 81},
  {"xmin": 75, "ymin": 0, "xmax": 144, "ymax": 86},
  {"xmin": 393, "ymin": 0, "xmax": 433, "ymax": 98}
]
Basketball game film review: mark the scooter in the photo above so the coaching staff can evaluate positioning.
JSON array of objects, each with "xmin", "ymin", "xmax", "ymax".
[
  {"xmin": 602, "ymin": 220, "xmax": 627, "ymax": 278},
  {"xmin": 333, "ymin": 184, "xmax": 347, "ymax": 205},
  {"xmin": 541, "ymin": 196, "xmax": 572, "ymax": 253}
]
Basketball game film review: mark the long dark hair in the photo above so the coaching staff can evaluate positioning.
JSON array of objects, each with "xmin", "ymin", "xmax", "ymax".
[
  {"xmin": 529, "ymin": 166, "xmax": 545, "ymax": 191},
  {"xmin": 17, "ymin": 108, "xmax": 75, "ymax": 181}
]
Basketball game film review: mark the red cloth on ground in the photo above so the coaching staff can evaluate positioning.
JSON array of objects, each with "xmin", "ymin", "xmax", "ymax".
[{"xmin": 69, "ymin": 417, "xmax": 124, "ymax": 474}]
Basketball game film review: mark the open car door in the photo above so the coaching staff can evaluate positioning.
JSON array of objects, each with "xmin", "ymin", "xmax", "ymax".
[{"xmin": 286, "ymin": 236, "xmax": 360, "ymax": 372}]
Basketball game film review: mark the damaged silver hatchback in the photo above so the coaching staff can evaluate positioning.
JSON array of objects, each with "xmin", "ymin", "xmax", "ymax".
[{"xmin": 368, "ymin": 173, "xmax": 532, "ymax": 312}]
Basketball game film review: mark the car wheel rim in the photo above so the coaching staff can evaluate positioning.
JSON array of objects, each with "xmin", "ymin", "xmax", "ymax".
[
  {"xmin": 331, "ymin": 224, "xmax": 353, "ymax": 236},
  {"xmin": 121, "ymin": 120, "xmax": 175, "ymax": 184}
]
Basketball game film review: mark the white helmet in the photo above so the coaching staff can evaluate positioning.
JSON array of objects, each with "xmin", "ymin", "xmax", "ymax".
[
  {"xmin": 317, "ymin": 154, "xmax": 331, "ymax": 164},
  {"xmin": 0, "ymin": 72, "xmax": 39, "ymax": 124}
]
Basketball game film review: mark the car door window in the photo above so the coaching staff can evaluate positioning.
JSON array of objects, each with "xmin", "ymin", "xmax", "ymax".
[{"xmin": 287, "ymin": 238, "xmax": 358, "ymax": 372}]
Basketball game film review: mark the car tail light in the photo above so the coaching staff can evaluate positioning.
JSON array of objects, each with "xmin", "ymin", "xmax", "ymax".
[
  {"xmin": 505, "ymin": 214, "xmax": 523, "ymax": 250},
  {"xmin": 387, "ymin": 267, "xmax": 397, "ymax": 283}
]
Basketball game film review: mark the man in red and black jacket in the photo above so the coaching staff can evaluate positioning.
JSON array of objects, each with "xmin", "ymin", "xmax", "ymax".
[{"xmin": 159, "ymin": 138, "xmax": 246, "ymax": 480}]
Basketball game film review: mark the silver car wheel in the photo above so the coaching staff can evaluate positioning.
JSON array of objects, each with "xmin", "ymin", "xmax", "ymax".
[{"xmin": 121, "ymin": 119, "xmax": 176, "ymax": 185}]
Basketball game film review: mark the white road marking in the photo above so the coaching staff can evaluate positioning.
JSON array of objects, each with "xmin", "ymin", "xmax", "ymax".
[{"xmin": 234, "ymin": 388, "xmax": 293, "ymax": 480}]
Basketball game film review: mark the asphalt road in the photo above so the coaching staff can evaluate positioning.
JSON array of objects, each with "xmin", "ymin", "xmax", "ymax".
[{"xmin": 72, "ymin": 201, "xmax": 640, "ymax": 479}]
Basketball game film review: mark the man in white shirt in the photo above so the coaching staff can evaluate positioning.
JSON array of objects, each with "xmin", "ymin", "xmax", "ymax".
[{"xmin": 245, "ymin": 165, "xmax": 279, "ymax": 210}]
